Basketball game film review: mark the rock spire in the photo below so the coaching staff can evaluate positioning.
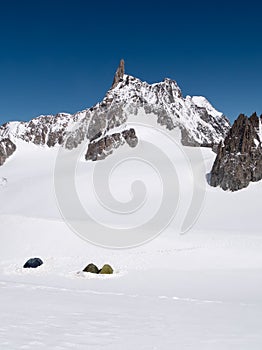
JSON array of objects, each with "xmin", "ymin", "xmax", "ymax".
[{"xmin": 112, "ymin": 59, "xmax": 125, "ymax": 88}]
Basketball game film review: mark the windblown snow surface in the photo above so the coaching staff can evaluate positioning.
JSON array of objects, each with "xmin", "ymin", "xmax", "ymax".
[{"xmin": 1, "ymin": 125, "xmax": 262, "ymax": 349}]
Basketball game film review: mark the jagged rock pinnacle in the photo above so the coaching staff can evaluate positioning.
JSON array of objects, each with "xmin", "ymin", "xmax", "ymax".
[
  {"xmin": 210, "ymin": 112, "xmax": 262, "ymax": 191},
  {"xmin": 112, "ymin": 59, "xmax": 125, "ymax": 88}
]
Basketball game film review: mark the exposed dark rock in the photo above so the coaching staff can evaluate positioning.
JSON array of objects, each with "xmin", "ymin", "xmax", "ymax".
[
  {"xmin": 210, "ymin": 113, "xmax": 262, "ymax": 191},
  {"xmin": 112, "ymin": 59, "xmax": 125, "ymax": 88},
  {"xmin": 23, "ymin": 257, "xmax": 43, "ymax": 269},
  {"xmin": 181, "ymin": 108, "xmax": 230, "ymax": 147},
  {"xmin": 0, "ymin": 138, "xmax": 16, "ymax": 166},
  {"xmin": 85, "ymin": 128, "xmax": 138, "ymax": 161},
  {"xmin": 122, "ymin": 128, "xmax": 138, "ymax": 147},
  {"xmin": 181, "ymin": 127, "xmax": 201, "ymax": 146},
  {"xmin": 83, "ymin": 263, "xmax": 99, "ymax": 274}
]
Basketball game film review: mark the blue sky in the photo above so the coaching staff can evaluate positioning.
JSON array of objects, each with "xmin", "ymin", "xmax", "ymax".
[{"xmin": 0, "ymin": 0, "xmax": 261, "ymax": 124}]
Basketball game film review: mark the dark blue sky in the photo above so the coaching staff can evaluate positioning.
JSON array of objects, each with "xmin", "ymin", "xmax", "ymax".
[{"xmin": 0, "ymin": 0, "xmax": 261, "ymax": 124}]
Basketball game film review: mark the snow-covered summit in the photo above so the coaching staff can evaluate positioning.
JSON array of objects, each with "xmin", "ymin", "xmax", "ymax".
[
  {"xmin": 191, "ymin": 96, "xmax": 223, "ymax": 117},
  {"xmin": 0, "ymin": 60, "xmax": 230, "ymax": 165},
  {"xmin": 105, "ymin": 69, "xmax": 230, "ymax": 146}
]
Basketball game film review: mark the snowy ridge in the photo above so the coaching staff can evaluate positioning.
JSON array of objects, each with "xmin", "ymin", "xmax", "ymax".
[
  {"xmin": 191, "ymin": 96, "xmax": 223, "ymax": 118},
  {"xmin": 0, "ymin": 62, "xmax": 230, "ymax": 166},
  {"xmin": 105, "ymin": 74, "xmax": 230, "ymax": 146},
  {"xmin": 0, "ymin": 111, "xmax": 87, "ymax": 146}
]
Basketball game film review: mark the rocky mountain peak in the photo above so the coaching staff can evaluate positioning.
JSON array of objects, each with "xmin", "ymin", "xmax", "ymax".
[
  {"xmin": 210, "ymin": 113, "xmax": 262, "ymax": 191},
  {"xmin": 112, "ymin": 59, "xmax": 125, "ymax": 88},
  {"xmin": 0, "ymin": 60, "xmax": 231, "ymax": 167},
  {"xmin": 105, "ymin": 70, "xmax": 230, "ymax": 147}
]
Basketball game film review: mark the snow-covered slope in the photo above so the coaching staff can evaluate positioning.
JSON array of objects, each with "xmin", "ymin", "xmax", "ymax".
[
  {"xmin": 0, "ymin": 123, "xmax": 262, "ymax": 349},
  {"xmin": 2, "ymin": 62, "xmax": 261, "ymax": 349}
]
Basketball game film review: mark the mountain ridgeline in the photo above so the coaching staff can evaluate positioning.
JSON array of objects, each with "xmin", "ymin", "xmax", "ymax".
[
  {"xmin": 0, "ymin": 60, "xmax": 261, "ymax": 191},
  {"xmin": 0, "ymin": 60, "xmax": 230, "ymax": 161}
]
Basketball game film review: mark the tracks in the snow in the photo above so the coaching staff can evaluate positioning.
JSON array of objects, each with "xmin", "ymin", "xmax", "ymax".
[{"xmin": 0, "ymin": 279, "xmax": 251, "ymax": 306}]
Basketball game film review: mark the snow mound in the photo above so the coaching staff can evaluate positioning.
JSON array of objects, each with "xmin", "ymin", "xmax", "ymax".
[{"xmin": 0, "ymin": 177, "xmax": 7, "ymax": 186}]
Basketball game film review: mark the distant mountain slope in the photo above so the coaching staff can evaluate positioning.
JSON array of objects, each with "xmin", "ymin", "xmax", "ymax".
[{"xmin": 0, "ymin": 60, "xmax": 230, "ymax": 166}]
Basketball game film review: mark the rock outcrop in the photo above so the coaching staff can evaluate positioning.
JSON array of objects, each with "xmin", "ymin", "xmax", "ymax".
[
  {"xmin": 0, "ymin": 138, "xmax": 16, "ymax": 166},
  {"xmin": 112, "ymin": 59, "xmax": 125, "ymax": 88},
  {"xmin": 210, "ymin": 113, "xmax": 262, "ymax": 191},
  {"xmin": 85, "ymin": 128, "xmax": 138, "ymax": 161}
]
